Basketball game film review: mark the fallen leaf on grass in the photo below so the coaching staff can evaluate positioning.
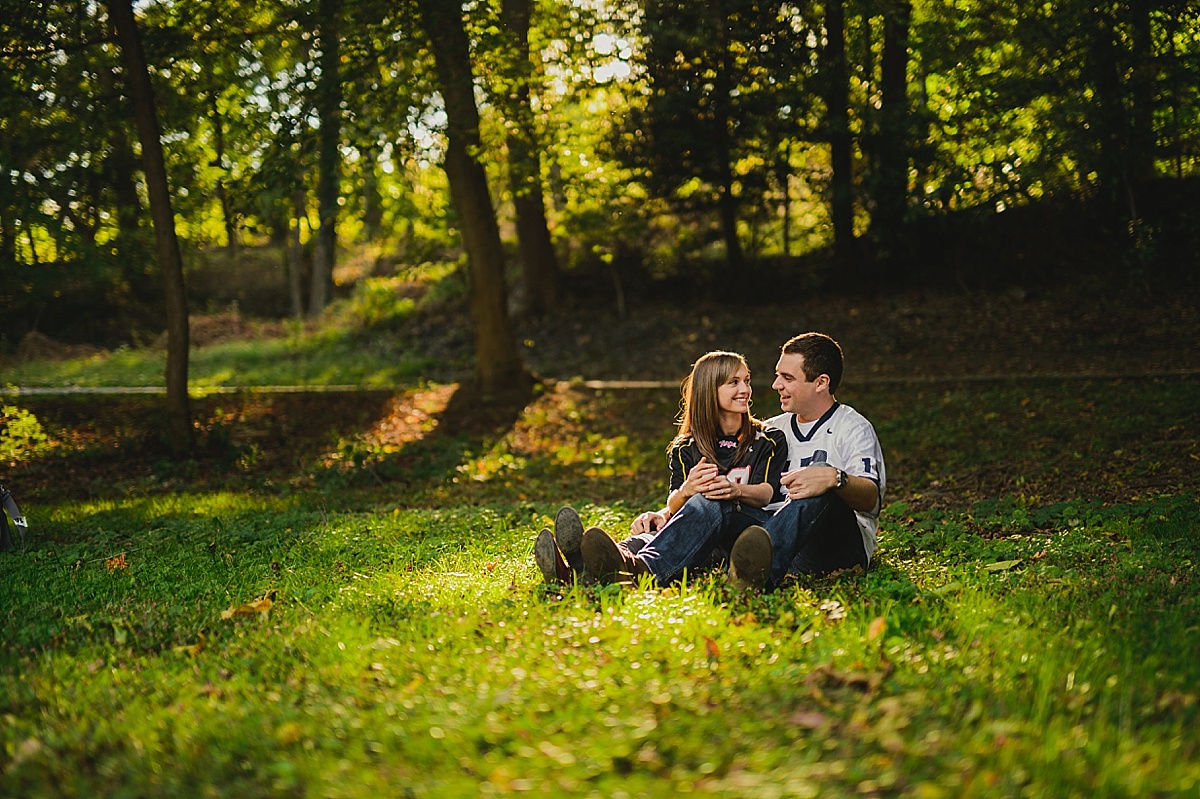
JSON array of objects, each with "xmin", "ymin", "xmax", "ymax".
[
  {"xmin": 11, "ymin": 738, "xmax": 43, "ymax": 768},
  {"xmin": 805, "ymin": 661, "xmax": 895, "ymax": 694},
  {"xmin": 704, "ymin": 636, "xmax": 720, "ymax": 663},
  {"xmin": 220, "ymin": 596, "xmax": 273, "ymax": 619},
  {"xmin": 173, "ymin": 635, "xmax": 206, "ymax": 656},
  {"xmin": 105, "ymin": 553, "xmax": 128, "ymax": 573},
  {"xmin": 788, "ymin": 709, "xmax": 832, "ymax": 729},
  {"xmin": 867, "ymin": 616, "xmax": 887, "ymax": 642},
  {"xmin": 276, "ymin": 722, "xmax": 305, "ymax": 746}
]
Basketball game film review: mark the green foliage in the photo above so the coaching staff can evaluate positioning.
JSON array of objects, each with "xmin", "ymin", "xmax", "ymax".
[
  {"xmin": 0, "ymin": 402, "xmax": 49, "ymax": 463},
  {"xmin": 5, "ymin": 0, "xmax": 1200, "ymax": 349}
]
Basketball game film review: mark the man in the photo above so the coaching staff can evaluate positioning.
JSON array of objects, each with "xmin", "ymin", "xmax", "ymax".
[
  {"xmin": 582, "ymin": 332, "xmax": 884, "ymax": 591},
  {"xmin": 726, "ymin": 332, "xmax": 886, "ymax": 589}
]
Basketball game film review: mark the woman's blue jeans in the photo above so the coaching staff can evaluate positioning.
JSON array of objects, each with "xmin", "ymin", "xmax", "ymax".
[{"xmin": 634, "ymin": 495, "xmax": 771, "ymax": 585}]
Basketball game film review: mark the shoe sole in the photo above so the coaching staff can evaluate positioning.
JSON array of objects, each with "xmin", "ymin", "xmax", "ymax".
[
  {"xmin": 730, "ymin": 525, "xmax": 772, "ymax": 590},
  {"xmin": 554, "ymin": 506, "xmax": 586, "ymax": 573},
  {"xmin": 580, "ymin": 527, "xmax": 625, "ymax": 584},
  {"xmin": 534, "ymin": 529, "xmax": 563, "ymax": 583}
]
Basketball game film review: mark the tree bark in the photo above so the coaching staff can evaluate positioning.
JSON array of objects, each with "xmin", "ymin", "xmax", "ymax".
[
  {"xmin": 823, "ymin": 0, "xmax": 855, "ymax": 262},
  {"xmin": 309, "ymin": 0, "xmax": 340, "ymax": 316},
  {"xmin": 1126, "ymin": 0, "xmax": 1156, "ymax": 218},
  {"xmin": 289, "ymin": 188, "xmax": 308, "ymax": 318},
  {"xmin": 96, "ymin": 61, "xmax": 143, "ymax": 240},
  {"xmin": 873, "ymin": 0, "xmax": 912, "ymax": 271},
  {"xmin": 713, "ymin": 16, "xmax": 744, "ymax": 271},
  {"xmin": 416, "ymin": 0, "xmax": 530, "ymax": 396},
  {"xmin": 107, "ymin": 0, "xmax": 193, "ymax": 454},
  {"xmin": 210, "ymin": 92, "xmax": 238, "ymax": 253},
  {"xmin": 362, "ymin": 145, "xmax": 383, "ymax": 242},
  {"xmin": 501, "ymin": 0, "xmax": 559, "ymax": 317}
]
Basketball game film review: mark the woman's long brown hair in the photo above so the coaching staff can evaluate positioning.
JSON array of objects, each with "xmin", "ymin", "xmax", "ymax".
[{"xmin": 670, "ymin": 351, "xmax": 762, "ymax": 467}]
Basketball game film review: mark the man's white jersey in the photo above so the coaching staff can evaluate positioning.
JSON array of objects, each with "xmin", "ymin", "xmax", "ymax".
[{"xmin": 765, "ymin": 403, "xmax": 886, "ymax": 562}]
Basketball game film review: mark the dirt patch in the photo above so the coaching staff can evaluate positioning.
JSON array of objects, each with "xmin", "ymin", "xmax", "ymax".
[{"xmin": 16, "ymin": 332, "xmax": 106, "ymax": 362}]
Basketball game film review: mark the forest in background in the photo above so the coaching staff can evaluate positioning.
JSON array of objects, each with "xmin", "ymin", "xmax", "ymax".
[{"xmin": 3, "ymin": 0, "xmax": 1199, "ymax": 360}]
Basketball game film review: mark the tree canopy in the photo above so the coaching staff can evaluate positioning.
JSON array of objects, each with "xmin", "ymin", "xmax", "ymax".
[{"xmin": 2, "ymin": 0, "xmax": 1198, "ymax": 350}]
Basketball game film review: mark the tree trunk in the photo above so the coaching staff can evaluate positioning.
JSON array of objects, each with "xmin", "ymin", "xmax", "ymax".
[
  {"xmin": 823, "ymin": 0, "xmax": 855, "ymax": 261},
  {"xmin": 501, "ymin": 0, "xmax": 560, "ymax": 318},
  {"xmin": 97, "ymin": 61, "xmax": 143, "ymax": 238},
  {"xmin": 0, "ymin": 212, "xmax": 14, "ymax": 261},
  {"xmin": 107, "ymin": 0, "xmax": 193, "ymax": 454},
  {"xmin": 289, "ymin": 188, "xmax": 308, "ymax": 318},
  {"xmin": 210, "ymin": 92, "xmax": 238, "ymax": 253},
  {"xmin": 362, "ymin": 145, "xmax": 383, "ymax": 242},
  {"xmin": 777, "ymin": 150, "xmax": 792, "ymax": 256},
  {"xmin": 309, "ymin": 0, "xmax": 340, "ymax": 316},
  {"xmin": 873, "ymin": 0, "xmax": 912, "ymax": 271},
  {"xmin": 416, "ymin": 0, "xmax": 530, "ymax": 396},
  {"xmin": 713, "ymin": 21, "xmax": 744, "ymax": 271},
  {"xmin": 1126, "ymin": 0, "xmax": 1155, "ymax": 218},
  {"xmin": 716, "ymin": 166, "xmax": 744, "ymax": 270},
  {"xmin": 1092, "ymin": 8, "xmax": 1127, "ymax": 219}
]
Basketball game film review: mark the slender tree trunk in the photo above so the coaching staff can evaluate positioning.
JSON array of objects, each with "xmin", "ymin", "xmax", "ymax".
[
  {"xmin": 289, "ymin": 188, "xmax": 307, "ymax": 318},
  {"xmin": 362, "ymin": 145, "xmax": 383, "ymax": 242},
  {"xmin": 0, "ymin": 212, "xmax": 14, "ymax": 261},
  {"xmin": 1167, "ymin": 9, "xmax": 1184, "ymax": 179},
  {"xmin": 416, "ymin": 0, "xmax": 530, "ymax": 396},
  {"xmin": 716, "ymin": 165, "xmax": 744, "ymax": 269},
  {"xmin": 1127, "ymin": 1, "xmax": 1155, "ymax": 217},
  {"xmin": 777, "ymin": 150, "xmax": 792, "ymax": 256},
  {"xmin": 713, "ymin": 21, "xmax": 744, "ymax": 271},
  {"xmin": 501, "ymin": 0, "xmax": 559, "ymax": 317},
  {"xmin": 210, "ymin": 92, "xmax": 237, "ymax": 253},
  {"xmin": 1092, "ymin": 8, "xmax": 1129, "ymax": 219},
  {"xmin": 107, "ymin": 0, "xmax": 192, "ymax": 453},
  {"xmin": 25, "ymin": 226, "xmax": 39, "ymax": 265},
  {"xmin": 97, "ymin": 62, "xmax": 143, "ymax": 238},
  {"xmin": 309, "ymin": 0, "xmax": 340, "ymax": 316},
  {"xmin": 823, "ymin": 0, "xmax": 855, "ymax": 261},
  {"xmin": 873, "ymin": 0, "xmax": 912, "ymax": 272}
]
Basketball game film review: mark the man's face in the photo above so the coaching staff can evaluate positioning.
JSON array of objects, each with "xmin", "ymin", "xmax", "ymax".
[{"xmin": 772, "ymin": 352, "xmax": 824, "ymax": 418}]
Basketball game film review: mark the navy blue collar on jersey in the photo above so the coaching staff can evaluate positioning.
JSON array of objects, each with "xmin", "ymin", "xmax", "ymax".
[{"xmin": 790, "ymin": 402, "xmax": 841, "ymax": 442}]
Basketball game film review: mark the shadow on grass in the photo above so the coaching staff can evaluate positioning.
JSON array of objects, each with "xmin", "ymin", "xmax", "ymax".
[
  {"xmin": 9, "ymin": 392, "xmax": 398, "ymax": 502},
  {"xmin": 331, "ymin": 380, "xmax": 536, "ymax": 490}
]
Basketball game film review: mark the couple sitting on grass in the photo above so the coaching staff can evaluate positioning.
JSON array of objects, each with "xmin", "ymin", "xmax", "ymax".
[{"xmin": 535, "ymin": 332, "xmax": 886, "ymax": 591}]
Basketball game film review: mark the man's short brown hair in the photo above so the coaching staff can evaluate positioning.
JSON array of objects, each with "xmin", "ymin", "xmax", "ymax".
[{"xmin": 782, "ymin": 332, "xmax": 844, "ymax": 392}]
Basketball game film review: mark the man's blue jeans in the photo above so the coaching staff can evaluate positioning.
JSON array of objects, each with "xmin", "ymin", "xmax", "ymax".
[
  {"xmin": 635, "ymin": 495, "xmax": 771, "ymax": 585},
  {"xmin": 762, "ymin": 493, "xmax": 867, "ymax": 587}
]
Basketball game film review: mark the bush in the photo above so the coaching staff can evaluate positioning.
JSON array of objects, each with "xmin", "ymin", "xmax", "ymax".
[{"xmin": 0, "ymin": 403, "xmax": 49, "ymax": 464}]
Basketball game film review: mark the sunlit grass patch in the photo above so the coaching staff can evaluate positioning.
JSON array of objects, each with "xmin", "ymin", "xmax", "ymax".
[{"xmin": 3, "ymin": 374, "xmax": 1200, "ymax": 796}]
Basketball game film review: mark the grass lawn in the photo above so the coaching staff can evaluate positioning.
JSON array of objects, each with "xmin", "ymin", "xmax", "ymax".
[{"xmin": 2, "ymin": 373, "xmax": 1199, "ymax": 797}]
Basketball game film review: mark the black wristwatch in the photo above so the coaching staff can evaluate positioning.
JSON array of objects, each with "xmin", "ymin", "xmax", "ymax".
[{"xmin": 834, "ymin": 468, "xmax": 848, "ymax": 490}]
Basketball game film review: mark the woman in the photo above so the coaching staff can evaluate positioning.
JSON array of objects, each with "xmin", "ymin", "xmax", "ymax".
[{"xmin": 535, "ymin": 350, "xmax": 786, "ymax": 584}]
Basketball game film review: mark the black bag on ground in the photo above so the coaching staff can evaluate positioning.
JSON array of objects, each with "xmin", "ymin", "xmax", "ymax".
[{"xmin": 1, "ymin": 484, "xmax": 27, "ymax": 552}]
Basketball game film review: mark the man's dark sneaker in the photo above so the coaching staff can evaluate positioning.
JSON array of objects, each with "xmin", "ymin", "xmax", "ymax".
[
  {"xmin": 554, "ymin": 506, "xmax": 586, "ymax": 575},
  {"xmin": 580, "ymin": 527, "xmax": 645, "ymax": 584},
  {"xmin": 534, "ymin": 528, "xmax": 572, "ymax": 583},
  {"xmin": 729, "ymin": 525, "xmax": 772, "ymax": 590}
]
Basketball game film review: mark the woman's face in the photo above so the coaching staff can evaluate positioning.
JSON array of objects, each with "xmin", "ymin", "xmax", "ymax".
[{"xmin": 717, "ymin": 364, "xmax": 752, "ymax": 417}]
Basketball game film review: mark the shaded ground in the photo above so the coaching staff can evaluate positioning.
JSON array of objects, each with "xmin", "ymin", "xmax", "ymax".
[
  {"xmin": 519, "ymin": 281, "xmax": 1200, "ymax": 384},
  {"xmin": 5, "ymin": 281, "xmax": 1198, "ymax": 512}
]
